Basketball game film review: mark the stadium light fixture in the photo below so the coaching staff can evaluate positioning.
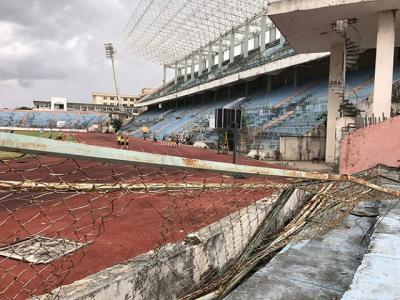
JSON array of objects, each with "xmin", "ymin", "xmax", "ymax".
[{"xmin": 104, "ymin": 43, "xmax": 122, "ymax": 111}]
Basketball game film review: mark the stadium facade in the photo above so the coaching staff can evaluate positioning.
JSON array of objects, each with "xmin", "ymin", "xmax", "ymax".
[
  {"xmin": 1, "ymin": 1, "xmax": 400, "ymax": 299},
  {"xmin": 92, "ymin": 88, "xmax": 155, "ymax": 107},
  {"xmin": 122, "ymin": 0, "xmax": 400, "ymax": 164}
]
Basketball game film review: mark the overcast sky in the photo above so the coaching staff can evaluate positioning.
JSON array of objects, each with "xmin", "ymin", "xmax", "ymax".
[{"xmin": 0, "ymin": 0, "xmax": 170, "ymax": 108}]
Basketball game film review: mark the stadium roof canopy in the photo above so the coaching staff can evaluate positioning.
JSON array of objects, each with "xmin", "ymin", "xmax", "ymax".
[
  {"xmin": 121, "ymin": 0, "xmax": 274, "ymax": 66},
  {"xmin": 268, "ymin": 0, "xmax": 400, "ymax": 53}
]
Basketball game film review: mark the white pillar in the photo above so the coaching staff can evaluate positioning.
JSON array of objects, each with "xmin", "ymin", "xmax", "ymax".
[
  {"xmin": 218, "ymin": 39, "xmax": 223, "ymax": 68},
  {"xmin": 198, "ymin": 53, "xmax": 203, "ymax": 76},
  {"xmin": 373, "ymin": 10, "xmax": 397, "ymax": 119},
  {"xmin": 269, "ymin": 26, "xmax": 277, "ymax": 43},
  {"xmin": 208, "ymin": 44, "xmax": 213, "ymax": 72},
  {"xmin": 260, "ymin": 15, "xmax": 267, "ymax": 52},
  {"xmin": 191, "ymin": 57, "xmax": 195, "ymax": 79},
  {"xmin": 230, "ymin": 31, "xmax": 235, "ymax": 63},
  {"xmin": 254, "ymin": 34, "xmax": 259, "ymax": 49},
  {"xmin": 163, "ymin": 65, "xmax": 167, "ymax": 86},
  {"xmin": 326, "ymin": 42, "xmax": 344, "ymax": 164},
  {"xmin": 174, "ymin": 62, "xmax": 178, "ymax": 85},
  {"xmin": 243, "ymin": 23, "xmax": 249, "ymax": 58},
  {"xmin": 184, "ymin": 60, "xmax": 188, "ymax": 81}
]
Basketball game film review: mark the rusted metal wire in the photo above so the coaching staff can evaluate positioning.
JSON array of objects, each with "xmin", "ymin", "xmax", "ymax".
[{"xmin": 0, "ymin": 134, "xmax": 398, "ymax": 300}]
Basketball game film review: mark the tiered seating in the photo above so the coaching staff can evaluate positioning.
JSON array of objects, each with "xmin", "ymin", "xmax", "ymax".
[
  {"xmin": 126, "ymin": 67, "xmax": 394, "ymax": 150},
  {"xmin": 0, "ymin": 111, "xmax": 25, "ymax": 127},
  {"xmin": 123, "ymin": 109, "xmax": 171, "ymax": 136},
  {"xmin": 244, "ymin": 68, "xmax": 383, "ymax": 151},
  {"xmin": 347, "ymin": 67, "xmax": 400, "ymax": 104},
  {"xmin": 346, "ymin": 69, "xmax": 374, "ymax": 103},
  {"xmin": 0, "ymin": 110, "xmax": 109, "ymax": 129},
  {"xmin": 125, "ymin": 97, "xmax": 232, "ymax": 139}
]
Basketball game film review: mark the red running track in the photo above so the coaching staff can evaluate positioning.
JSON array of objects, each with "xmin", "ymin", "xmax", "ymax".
[
  {"xmin": 74, "ymin": 132, "xmax": 282, "ymax": 167},
  {"xmin": 0, "ymin": 133, "xmax": 283, "ymax": 299}
]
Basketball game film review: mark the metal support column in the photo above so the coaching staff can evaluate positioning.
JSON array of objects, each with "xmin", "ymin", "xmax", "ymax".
[
  {"xmin": 260, "ymin": 15, "xmax": 267, "ymax": 52},
  {"xmin": 269, "ymin": 26, "xmax": 277, "ymax": 42},
  {"xmin": 230, "ymin": 30, "xmax": 235, "ymax": 64},
  {"xmin": 243, "ymin": 23, "xmax": 249, "ymax": 58},
  {"xmin": 208, "ymin": 44, "xmax": 213, "ymax": 73},
  {"xmin": 184, "ymin": 60, "xmax": 188, "ymax": 82},
  {"xmin": 174, "ymin": 62, "xmax": 178, "ymax": 85},
  {"xmin": 199, "ymin": 53, "xmax": 203, "ymax": 76},
  {"xmin": 218, "ymin": 39, "xmax": 223, "ymax": 68},
  {"xmin": 163, "ymin": 65, "xmax": 167, "ymax": 86},
  {"xmin": 191, "ymin": 57, "xmax": 195, "ymax": 79}
]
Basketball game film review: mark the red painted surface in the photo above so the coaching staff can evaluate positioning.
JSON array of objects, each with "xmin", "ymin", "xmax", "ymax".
[
  {"xmin": 340, "ymin": 115, "xmax": 400, "ymax": 174},
  {"xmin": 74, "ymin": 132, "xmax": 284, "ymax": 167},
  {"xmin": 0, "ymin": 133, "xmax": 284, "ymax": 299}
]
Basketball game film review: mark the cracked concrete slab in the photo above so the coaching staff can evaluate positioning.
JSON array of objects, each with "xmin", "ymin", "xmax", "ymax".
[
  {"xmin": 342, "ymin": 200, "xmax": 400, "ymax": 300},
  {"xmin": 225, "ymin": 202, "xmax": 377, "ymax": 300}
]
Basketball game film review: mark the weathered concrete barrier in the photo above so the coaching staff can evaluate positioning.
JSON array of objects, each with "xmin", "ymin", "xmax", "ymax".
[
  {"xmin": 340, "ymin": 116, "xmax": 400, "ymax": 175},
  {"xmin": 35, "ymin": 189, "xmax": 308, "ymax": 300}
]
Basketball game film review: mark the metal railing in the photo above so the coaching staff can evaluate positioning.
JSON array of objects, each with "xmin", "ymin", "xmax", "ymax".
[{"xmin": 0, "ymin": 132, "xmax": 399, "ymax": 300}]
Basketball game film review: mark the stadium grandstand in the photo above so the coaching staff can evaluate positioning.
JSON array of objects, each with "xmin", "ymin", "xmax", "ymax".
[
  {"xmin": 0, "ymin": 93, "xmax": 146, "ymax": 132},
  {"xmin": 122, "ymin": 0, "xmax": 400, "ymax": 164},
  {"xmin": 0, "ymin": 98, "xmax": 112, "ymax": 132},
  {"xmin": 0, "ymin": 109, "xmax": 110, "ymax": 130},
  {"xmin": 1, "ymin": 1, "xmax": 400, "ymax": 300}
]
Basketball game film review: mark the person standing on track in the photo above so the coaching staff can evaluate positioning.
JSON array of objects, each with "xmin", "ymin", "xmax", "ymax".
[
  {"xmin": 119, "ymin": 134, "xmax": 124, "ymax": 149},
  {"xmin": 116, "ymin": 133, "xmax": 121, "ymax": 148},
  {"xmin": 124, "ymin": 135, "xmax": 129, "ymax": 149}
]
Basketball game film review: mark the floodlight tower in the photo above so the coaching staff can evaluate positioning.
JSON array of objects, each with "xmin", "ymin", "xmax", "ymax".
[{"xmin": 104, "ymin": 43, "xmax": 121, "ymax": 110}]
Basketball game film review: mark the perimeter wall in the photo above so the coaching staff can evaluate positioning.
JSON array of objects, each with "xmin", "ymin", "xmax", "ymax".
[{"xmin": 339, "ymin": 115, "xmax": 400, "ymax": 174}]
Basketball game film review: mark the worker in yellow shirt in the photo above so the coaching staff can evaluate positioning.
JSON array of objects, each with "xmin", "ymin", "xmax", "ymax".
[
  {"xmin": 119, "ymin": 134, "xmax": 124, "ymax": 148},
  {"xmin": 116, "ymin": 133, "xmax": 121, "ymax": 147},
  {"xmin": 124, "ymin": 136, "xmax": 129, "ymax": 149}
]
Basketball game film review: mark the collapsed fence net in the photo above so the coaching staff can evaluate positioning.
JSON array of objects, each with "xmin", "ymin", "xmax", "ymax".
[{"xmin": 0, "ymin": 143, "xmax": 399, "ymax": 299}]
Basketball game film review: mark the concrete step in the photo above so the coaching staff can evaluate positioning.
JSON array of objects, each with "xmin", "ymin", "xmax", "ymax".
[
  {"xmin": 225, "ymin": 202, "xmax": 378, "ymax": 300},
  {"xmin": 341, "ymin": 197, "xmax": 400, "ymax": 300}
]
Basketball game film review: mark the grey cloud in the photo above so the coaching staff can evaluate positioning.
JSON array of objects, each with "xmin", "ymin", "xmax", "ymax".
[
  {"xmin": 0, "ymin": 0, "xmax": 165, "ymax": 107},
  {"xmin": 18, "ymin": 79, "xmax": 34, "ymax": 89}
]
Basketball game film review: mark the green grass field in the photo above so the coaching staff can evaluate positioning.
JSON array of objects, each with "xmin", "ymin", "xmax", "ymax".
[{"xmin": 0, "ymin": 130, "xmax": 77, "ymax": 160}]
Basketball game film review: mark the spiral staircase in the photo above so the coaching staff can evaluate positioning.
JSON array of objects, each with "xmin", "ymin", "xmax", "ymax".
[{"xmin": 329, "ymin": 20, "xmax": 361, "ymax": 116}]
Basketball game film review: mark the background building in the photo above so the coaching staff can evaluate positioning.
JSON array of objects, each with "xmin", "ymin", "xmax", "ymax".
[{"xmin": 92, "ymin": 88, "xmax": 155, "ymax": 107}]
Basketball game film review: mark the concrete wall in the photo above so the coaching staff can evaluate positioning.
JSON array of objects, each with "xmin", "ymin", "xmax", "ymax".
[
  {"xmin": 339, "ymin": 115, "xmax": 400, "ymax": 174},
  {"xmin": 280, "ymin": 136, "xmax": 326, "ymax": 161},
  {"xmin": 335, "ymin": 117, "xmax": 356, "ymax": 164},
  {"xmin": 36, "ymin": 190, "xmax": 308, "ymax": 300},
  {"xmin": 279, "ymin": 124, "xmax": 326, "ymax": 161}
]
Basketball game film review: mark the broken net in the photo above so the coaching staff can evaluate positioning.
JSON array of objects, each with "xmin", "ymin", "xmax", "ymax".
[{"xmin": 0, "ymin": 134, "xmax": 398, "ymax": 300}]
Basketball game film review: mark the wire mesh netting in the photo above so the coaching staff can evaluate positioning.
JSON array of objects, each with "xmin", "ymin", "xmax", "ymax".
[{"xmin": 0, "ymin": 147, "xmax": 398, "ymax": 299}]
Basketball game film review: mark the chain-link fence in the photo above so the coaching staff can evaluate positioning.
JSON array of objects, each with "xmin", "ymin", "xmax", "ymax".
[{"xmin": 0, "ymin": 132, "xmax": 398, "ymax": 300}]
